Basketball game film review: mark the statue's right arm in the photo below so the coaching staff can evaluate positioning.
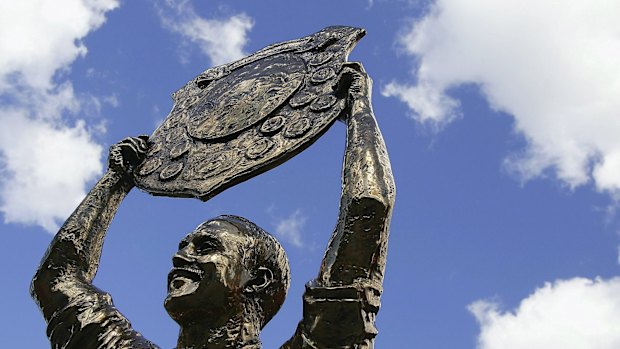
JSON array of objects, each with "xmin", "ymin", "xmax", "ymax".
[{"xmin": 31, "ymin": 137, "xmax": 159, "ymax": 348}]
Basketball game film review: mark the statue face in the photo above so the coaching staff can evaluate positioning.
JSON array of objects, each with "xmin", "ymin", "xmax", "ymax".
[{"xmin": 164, "ymin": 219, "xmax": 253, "ymax": 323}]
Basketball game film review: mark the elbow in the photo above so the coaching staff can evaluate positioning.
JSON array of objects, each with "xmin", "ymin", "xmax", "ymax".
[
  {"xmin": 31, "ymin": 262, "xmax": 86, "ymax": 319},
  {"xmin": 30, "ymin": 263, "xmax": 63, "ymax": 308},
  {"xmin": 30, "ymin": 267, "xmax": 50, "ymax": 304},
  {"xmin": 30, "ymin": 265, "xmax": 73, "ymax": 320},
  {"xmin": 352, "ymin": 191, "xmax": 393, "ymax": 221},
  {"xmin": 350, "ymin": 196, "xmax": 392, "ymax": 229},
  {"xmin": 350, "ymin": 165, "xmax": 395, "ymax": 214},
  {"xmin": 345, "ymin": 142, "xmax": 395, "ymax": 212},
  {"xmin": 375, "ymin": 175, "xmax": 395, "ymax": 213}
]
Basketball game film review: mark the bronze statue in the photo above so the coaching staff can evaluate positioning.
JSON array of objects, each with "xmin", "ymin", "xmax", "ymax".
[{"xmin": 31, "ymin": 26, "xmax": 395, "ymax": 349}]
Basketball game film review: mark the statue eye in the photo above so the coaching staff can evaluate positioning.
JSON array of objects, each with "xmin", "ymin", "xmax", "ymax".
[
  {"xmin": 194, "ymin": 236, "xmax": 220, "ymax": 254},
  {"xmin": 178, "ymin": 240, "xmax": 189, "ymax": 250}
]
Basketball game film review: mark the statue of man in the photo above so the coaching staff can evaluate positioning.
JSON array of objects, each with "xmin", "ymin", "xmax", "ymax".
[{"xmin": 31, "ymin": 66, "xmax": 394, "ymax": 349}]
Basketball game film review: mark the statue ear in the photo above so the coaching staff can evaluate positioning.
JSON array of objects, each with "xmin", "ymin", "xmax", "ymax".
[{"xmin": 244, "ymin": 267, "xmax": 273, "ymax": 294}]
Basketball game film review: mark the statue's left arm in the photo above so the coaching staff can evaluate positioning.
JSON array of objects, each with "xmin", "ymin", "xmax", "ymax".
[
  {"xmin": 31, "ymin": 137, "xmax": 159, "ymax": 349},
  {"xmin": 317, "ymin": 63, "xmax": 395, "ymax": 289},
  {"xmin": 283, "ymin": 64, "xmax": 395, "ymax": 349}
]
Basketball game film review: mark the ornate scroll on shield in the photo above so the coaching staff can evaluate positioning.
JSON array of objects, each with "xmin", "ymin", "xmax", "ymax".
[{"xmin": 134, "ymin": 26, "xmax": 366, "ymax": 200}]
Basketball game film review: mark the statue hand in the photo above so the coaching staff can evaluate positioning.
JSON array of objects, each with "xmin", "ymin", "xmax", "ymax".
[
  {"xmin": 108, "ymin": 136, "xmax": 149, "ymax": 178},
  {"xmin": 337, "ymin": 62, "xmax": 373, "ymax": 121},
  {"xmin": 341, "ymin": 62, "xmax": 372, "ymax": 103}
]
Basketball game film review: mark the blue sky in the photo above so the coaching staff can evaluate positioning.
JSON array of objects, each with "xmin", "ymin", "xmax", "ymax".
[{"xmin": 1, "ymin": 1, "xmax": 620, "ymax": 348}]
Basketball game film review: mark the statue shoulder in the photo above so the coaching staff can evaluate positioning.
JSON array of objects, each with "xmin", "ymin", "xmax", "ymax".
[{"xmin": 46, "ymin": 282, "xmax": 159, "ymax": 349}]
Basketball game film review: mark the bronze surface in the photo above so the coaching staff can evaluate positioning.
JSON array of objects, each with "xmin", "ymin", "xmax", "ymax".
[
  {"xmin": 134, "ymin": 26, "xmax": 366, "ymax": 200},
  {"xmin": 32, "ymin": 26, "xmax": 395, "ymax": 349}
]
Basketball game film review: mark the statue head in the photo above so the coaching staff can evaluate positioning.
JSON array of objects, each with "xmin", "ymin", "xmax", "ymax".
[{"xmin": 164, "ymin": 215, "xmax": 290, "ymax": 329}]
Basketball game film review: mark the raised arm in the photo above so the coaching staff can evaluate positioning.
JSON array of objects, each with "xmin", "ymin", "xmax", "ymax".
[
  {"xmin": 317, "ymin": 64, "xmax": 395, "ymax": 288},
  {"xmin": 31, "ymin": 137, "xmax": 158, "ymax": 349},
  {"xmin": 283, "ymin": 65, "xmax": 395, "ymax": 349}
]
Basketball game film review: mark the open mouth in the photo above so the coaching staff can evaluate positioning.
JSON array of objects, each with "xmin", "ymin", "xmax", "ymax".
[{"xmin": 168, "ymin": 265, "xmax": 205, "ymax": 286}]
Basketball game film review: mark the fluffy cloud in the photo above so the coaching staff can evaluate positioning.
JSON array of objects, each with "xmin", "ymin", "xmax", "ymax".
[
  {"xmin": 274, "ymin": 209, "xmax": 306, "ymax": 247},
  {"xmin": 0, "ymin": 109, "xmax": 102, "ymax": 232},
  {"xmin": 0, "ymin": 0, "xmax": 119, "ymax": 232},
  {"xmin": 469, "ymin": 277, "xmax": 620, "ymax": 349},
  {"xmin": 0, "ymin": 0, "xmax": 118, "ymax": 92},
  {"xmin": 383, "ymin": 0, "xmax": 620, "ymax": 194},
  {"xmin": 158, "ymin": 0, "xmax": 254, "ymax": 66}
]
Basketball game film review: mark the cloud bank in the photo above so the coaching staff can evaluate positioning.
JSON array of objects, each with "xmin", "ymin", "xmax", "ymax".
[
  {"xmin": 383, "ymin": 0, "xmax": 620, "ymax": 194},
  {"xmin": 0, "ymin": 0, "xmax": 119, "ymax": 231},
  {"xmin": 158, "ymin": 0, "xmax": 254, "ymax": 66},
  {"xmin": 469, "ymin": 277, "xmax": 620, "ymax": 349}
]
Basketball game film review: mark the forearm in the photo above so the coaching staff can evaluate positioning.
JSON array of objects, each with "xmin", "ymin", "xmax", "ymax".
[
  {"xmin": 317, "ymin": 81, "xmax": 395, "ymax": 287},
  {"xmin": 342, "ymin": 97, "xmax": 394, "ymax": 208},
  {"xmin": 52, "ymin": 169, "xmax": 132, "ymax": 278},
  {"xmin": 31, "ymin": 169, "xmax": 133, "ymax": 318}
]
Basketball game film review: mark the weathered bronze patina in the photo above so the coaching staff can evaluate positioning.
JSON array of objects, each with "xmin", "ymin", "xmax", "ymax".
[
  {"xmin": 135, "ymin": 26, "xmax": 368, "ymax": 200},
  {"xmin": 31, "ymin": 26, "xmax": 395, "ymax": 349}
]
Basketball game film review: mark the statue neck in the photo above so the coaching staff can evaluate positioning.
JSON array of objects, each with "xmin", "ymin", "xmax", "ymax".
[{"xmin": 176, "ymin": 310, "xmax": 262, "ymax": 349}]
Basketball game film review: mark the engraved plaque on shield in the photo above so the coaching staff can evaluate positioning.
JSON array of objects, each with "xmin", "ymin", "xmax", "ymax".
[{"xmin": 133, "ymin": 26, "xmax": 366, "ymax": 200}]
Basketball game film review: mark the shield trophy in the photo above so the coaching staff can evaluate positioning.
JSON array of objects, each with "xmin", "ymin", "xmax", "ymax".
[{"xmin": 133, "ymin": 26, "xmax": 366, "ymax": 200}]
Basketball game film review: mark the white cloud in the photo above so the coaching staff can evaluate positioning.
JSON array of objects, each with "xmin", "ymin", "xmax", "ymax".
[
  {"xmin": 274, "ymin": 209, "xmax": 306, "ymax": 248},
  {"xmin": 158, "ymin": 0, "xmax": 254, "ymax": 66},
  {"xmin": 383, "ymin": 0, "xmax": 620, "ymax": 194},
  {"xmin": 0, "ymin": 111, "xmax": 102, "ymax": 232},
  {"xmin": 469, "ymin": 277, "xmax": 620, "ymax": 349},
  {"xmin": 0, "ymin": 0, "xmax": 119, "ymax": 232},
  {"xmin": 0, "ymin": 0, "xmax": 119, "ymax": 92}
]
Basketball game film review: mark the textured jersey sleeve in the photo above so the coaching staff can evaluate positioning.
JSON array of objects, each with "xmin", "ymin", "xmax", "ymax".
[
  {"xmin": 281, "ymin": 281, "xmax": 381, "ymax": 349},
  {"xmin": 45, "ymin": 279, "xmax": 159, "ymax": 349}
]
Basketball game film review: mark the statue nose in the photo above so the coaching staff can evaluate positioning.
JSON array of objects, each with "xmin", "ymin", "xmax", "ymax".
[{"xmin": 172, "ymin": 251, "xmax": 194, "ymax": 267}]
